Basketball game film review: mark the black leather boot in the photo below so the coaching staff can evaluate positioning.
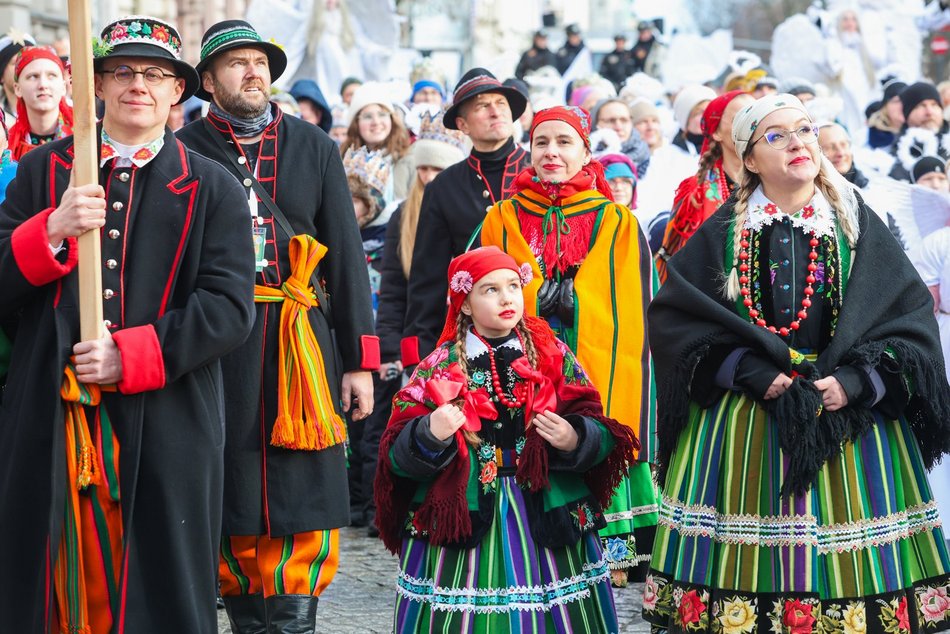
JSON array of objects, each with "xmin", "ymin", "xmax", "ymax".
[
  {"xmin": 222, "ymin": 593, "xmax": 267, "ymax": 634},
  {"xmin": 265, "ymin": 594, "xmax": 318, "ymax": 633}
]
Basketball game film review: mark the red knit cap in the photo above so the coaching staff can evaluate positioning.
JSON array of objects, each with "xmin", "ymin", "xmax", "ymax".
[
  {"xmin": 436, "ymin": 246, "xmax": 533, "ymax": 346},
  {"xmin": 699, "ymin": 89, "xmax": 746, "ymax": 155}
]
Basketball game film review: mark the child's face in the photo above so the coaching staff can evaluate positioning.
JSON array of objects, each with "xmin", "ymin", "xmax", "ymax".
[
  {"xmin": 352, "ymin": 196, "xmax": 372, "ymax": 227},
  {"xmin": 918, "ymin": 171, "xmax": 950, "ymax": 193},
  {"xmin": 462, "ymin": 269, "xmax": 524, "ymax": 339}
]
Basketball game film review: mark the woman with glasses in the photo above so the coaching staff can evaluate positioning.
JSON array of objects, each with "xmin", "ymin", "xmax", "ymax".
[
  {"xmin": 644, "ymin": 94, "xmax": 950, "ymax": 631},
  {"xmin": 341, "ymin": 82, "xmax": 412, "ymax": 200}
]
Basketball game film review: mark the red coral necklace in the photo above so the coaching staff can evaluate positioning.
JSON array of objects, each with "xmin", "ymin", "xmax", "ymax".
[
  {"xmin": 471, "ymin": 329, "xmax": 527, "ymax": 408},
  {"xmin": 738, "ymin": 228, "xmax": 820, "ymax": 337}
]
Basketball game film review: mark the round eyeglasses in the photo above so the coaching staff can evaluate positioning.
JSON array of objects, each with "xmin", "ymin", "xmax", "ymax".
[
  {"xmin": 98, "ymin": 65, "xmax": 179, "ymax": 86},
  {"xmin": 750, "ymin": 124, "xmax": 819, "ymax": 150}
]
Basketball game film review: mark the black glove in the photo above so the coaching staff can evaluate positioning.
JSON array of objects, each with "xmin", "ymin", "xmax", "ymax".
[
  {"xmin": 537, "ymin": 278, "xmax": 560, "ymax": 317},
  {"xmin": 556, "ymin": 276, "xmax": 575, "ymax": 326}
]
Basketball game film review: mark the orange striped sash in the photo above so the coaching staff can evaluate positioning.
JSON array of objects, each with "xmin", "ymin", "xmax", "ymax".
[{"xmin": 254, "ymin": 235, "xmax": 345, "ymax": 451}]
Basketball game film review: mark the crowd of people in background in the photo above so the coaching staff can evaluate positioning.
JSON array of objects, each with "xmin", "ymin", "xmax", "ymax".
[{"xmin": 3, "ymin": 3, "xmax": 950, "ymax": 632}]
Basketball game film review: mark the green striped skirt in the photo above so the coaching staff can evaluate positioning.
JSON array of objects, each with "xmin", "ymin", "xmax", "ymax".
[
  {"xmin": 599, "ymin": 461, "xmax": 660, "ymax": 573},
  {"xmin": 643, "ymin": 391, "xmax": 950, "ymax": 633},
  {"xmin": 394, "ymin": 476, "xmax": 618, "ymax": 633}
]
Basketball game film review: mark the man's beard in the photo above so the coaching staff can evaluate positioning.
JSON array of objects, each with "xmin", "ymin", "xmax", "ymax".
[{"xmin": 213, "ymin": 78, "xmax": 268, "ymax": 119}]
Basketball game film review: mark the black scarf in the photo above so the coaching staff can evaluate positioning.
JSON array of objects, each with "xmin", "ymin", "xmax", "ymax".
[
  {"xmin": 209, "ymin": 101, "xmax": 273, "ymax": 138},
  {"xmin": 649, "ymin": 195, "xmax": 950, "ymax": 496}
]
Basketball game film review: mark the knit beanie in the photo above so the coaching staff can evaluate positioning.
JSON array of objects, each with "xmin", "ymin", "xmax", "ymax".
[
  {"xmin": 673, "ymin": 85, "xmax": 716, "ymax": 131},
  {"xmin": 901, "ymin": 82, "xmax": 941, "ymax": 121},
  {"xmin": 630, "ymin": 100, "xmax": 660, "ymax": 125},
  {"xmin": 912, "ymin": 155, "xmax": 946, "ymax": 184}
]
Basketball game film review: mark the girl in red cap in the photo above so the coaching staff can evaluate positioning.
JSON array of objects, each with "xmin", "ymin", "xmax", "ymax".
[
  {"xmin": 479, "ymin": 105, "xmax": 658, "ymax": 586},
  {"xmin": 374, "ymin": 245, "xmax": 636, "ymax": 633}
]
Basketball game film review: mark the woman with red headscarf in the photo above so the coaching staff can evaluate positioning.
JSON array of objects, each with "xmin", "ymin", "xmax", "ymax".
[
  {"xmin": 6, "ymin": 46, "xmax": 72, "ymax": 161},
  {"xmin": 655, "ymin": 90, "xmax": 753, "ymax": 283},
  {"xmin": 478, "ymin": 105, "xmax": 658, "ymax": 586}
]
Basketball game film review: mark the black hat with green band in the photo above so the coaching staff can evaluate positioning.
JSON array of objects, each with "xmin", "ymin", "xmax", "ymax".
[{"xmin": 194, "ymin": 20, "xmax": 287, "ymax": 101}]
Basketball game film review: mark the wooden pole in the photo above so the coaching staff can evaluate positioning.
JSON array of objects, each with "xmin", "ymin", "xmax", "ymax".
[{"xmin": 67, "ymin": 0, "xmax": 103, "ymax": 342}]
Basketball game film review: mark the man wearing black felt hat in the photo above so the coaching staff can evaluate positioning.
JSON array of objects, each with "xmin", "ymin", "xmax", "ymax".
[
  {"xmin": 177, "ymin": 19, "xmax": 379, "ymax": 634},
  {"xmin": 0, "ymin": 15, "xmax": 256, "ymax": 634},
  {"xmin": 402, "ymin": 68, "xmax": 530, "ymax": 367}
]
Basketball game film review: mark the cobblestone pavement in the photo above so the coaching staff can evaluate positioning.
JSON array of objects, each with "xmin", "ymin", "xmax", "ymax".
[{"xmin": 219, "ymin": 526, "xmax": 651, "ymax": 633}]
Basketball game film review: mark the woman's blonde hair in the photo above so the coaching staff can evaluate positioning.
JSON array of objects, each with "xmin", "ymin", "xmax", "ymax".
[
  {"xmin": 723, "ymin": 149, "xmax": 860, "ymax": 301},
  {"xmin": 340, "ymin": 111, "xmax": 410, "ymax": 160},
  {"xmin": 398, "ymin": 173, "xmax": 426, "ymax": 277},
  {"xmin": 452, "ymin": 311, "xmax": 539, "ymax": 447}
]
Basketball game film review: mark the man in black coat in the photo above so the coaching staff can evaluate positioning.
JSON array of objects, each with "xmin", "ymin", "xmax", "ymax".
[
  {"xmin": 515, "ymin": 30, "xmax": 557, "ymax": 79},
  {"xmin": 0, "ymin": 17, "xmax": 255, "ymax": 633},
  {"xmin": 556, "ymin": 24, "xmax": 586, "ymax": 75},
  {"xmin": 176, "ymin": 20, "xmax": 378, "ymax": 633},
  {"xmin": 600, "ymin": 34, "xmax": 634, "ymax": 91},
  {"xmin": 402, "ymin": 68, "xmax": 530, "ymax": 364}
]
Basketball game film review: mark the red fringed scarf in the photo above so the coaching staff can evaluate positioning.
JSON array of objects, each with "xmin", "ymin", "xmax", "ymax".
[
  {"xmin": 656, "ymin": 162, "xmax": 730, "ymax": 283},
  {"xmin": 512, "ymin": 167, "xmax": 609, "ymax": 275},
  {"xmin": 374, "ymin": 315, "xmax": 638, "ymax": 555}
]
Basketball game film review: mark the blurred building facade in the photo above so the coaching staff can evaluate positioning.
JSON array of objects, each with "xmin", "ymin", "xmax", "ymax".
[{"xmin": 0, "ymin": 0, "xmax": 246, "ymax": 64}]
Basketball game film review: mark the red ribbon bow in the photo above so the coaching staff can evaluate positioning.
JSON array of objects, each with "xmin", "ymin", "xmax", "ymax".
[
  {"xmin": 425, "ymin": 363, "xmax": 498, "ymax": 459},
  {"xmin": 510, "ymin": 357, "xmax": 557, "ymax": 425}
]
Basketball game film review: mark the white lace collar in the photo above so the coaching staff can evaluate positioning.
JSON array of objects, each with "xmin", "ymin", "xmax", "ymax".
[
  {"xmin": 744, "ymin": 186, "xmax": 836, "ymax": 238},
  {"xmin": 464, "ymin": 327, "xmax": 522, "ymax": 361}
]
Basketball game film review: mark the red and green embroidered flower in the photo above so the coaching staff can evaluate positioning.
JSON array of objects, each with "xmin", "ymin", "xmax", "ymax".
[
  {"xmin": 152, "ymin": 25, "xmax": 170, "ymax": 43},
  {"xmin": 783, "ymin": 598, "xmax": 816, "ymax": 634},
  {"xmin": 678, "ymin": 589, "xmax": 707, "ymax": 627}
]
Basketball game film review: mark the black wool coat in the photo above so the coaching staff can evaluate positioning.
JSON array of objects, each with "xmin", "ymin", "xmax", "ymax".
[
  {"xmin": 178, "ymin": 107, "xmax": 378, "ymax": 536},
  {"xmin": 0, "ymin": 129, "xmax": 256, "ymax": 633}
]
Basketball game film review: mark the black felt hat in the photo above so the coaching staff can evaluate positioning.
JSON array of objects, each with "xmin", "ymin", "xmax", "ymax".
[
  {"xmin": 193, "ymin": 20, "xmax": 287, "ymax": 101},
  {"xmin": 94, "ymin": 17, "xmax": 198, "ymax": 104},
  {"xmin": 443, "ymin": 68, "xmax": 527, "ymax": 131}
]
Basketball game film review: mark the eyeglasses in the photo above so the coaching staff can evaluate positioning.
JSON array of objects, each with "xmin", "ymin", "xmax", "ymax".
[
  {"xmin": 600, "ymin": 117, "xmax": 632, "ymax": 126},
  {"xmin": 750, "ymin": 124, "xmax": 819, "ymax": 150},
  {"xmin": 98, "ymin": 65, "xmax": 179, "ymax": 86}
]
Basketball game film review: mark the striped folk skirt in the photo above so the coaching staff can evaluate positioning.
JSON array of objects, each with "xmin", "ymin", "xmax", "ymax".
[
  {"xmin": 393, "ymin": 476, "xmax": 619, "ymax": 633},
  {"xmin": 599, "ymin": 461, "xmax": 660, "ymax": 575},
  {"xmin": 643, "ymin": 391, "xmax": 950, "ymax": 633}
]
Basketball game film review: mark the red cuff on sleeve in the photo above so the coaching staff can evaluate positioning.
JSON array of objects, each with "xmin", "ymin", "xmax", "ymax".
[
  {"xmin": 400, "ymin": 336, "xmax": 421, "ymax": 367},
  {"xmin": 11, "ymin": 208, "xmax": 78, "ymax": 286},
  {"xmin": 113, "ymin": 325, "xmax": 166, "ymax": 394},
  {"xmin": 360, "ymin": 335, "xmax": 381, "ymax": 371}
]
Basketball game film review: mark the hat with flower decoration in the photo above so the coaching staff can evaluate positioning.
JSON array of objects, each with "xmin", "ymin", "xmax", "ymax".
[
  {"xmin": 94, "ymin": 16, "xmax": 198, "ymax": 103},
  {"xmin": 437, "ymin": 246, "xmax": 534, "ymax": 346},
  {"xmin": 194, "ymin": 20, "xmax": 287, "ymax": 101}
]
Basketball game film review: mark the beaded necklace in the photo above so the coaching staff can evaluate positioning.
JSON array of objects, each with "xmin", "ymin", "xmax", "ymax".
[
  {"xmin": 470, "ymin": 328, "xmax": 527, "ymax": 408},
  {"xmin": 738, "ymin": 227, "xmax": 820, "ymax": 337}
]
